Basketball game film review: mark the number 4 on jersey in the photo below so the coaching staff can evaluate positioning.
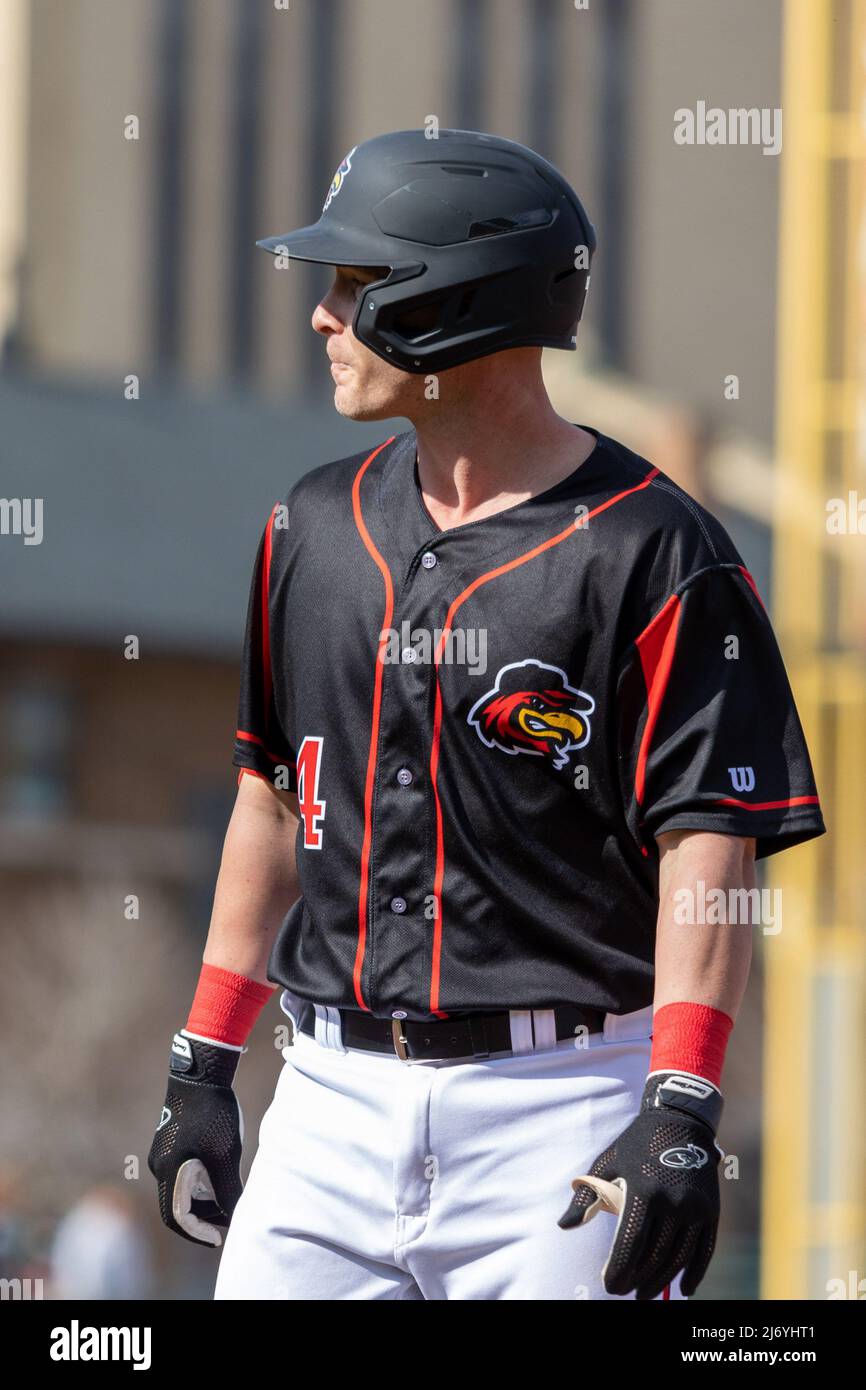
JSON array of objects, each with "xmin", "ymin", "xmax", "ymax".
[{"xmin": 296, "ymin": 736, "xmax": 327, "ymax": 849}]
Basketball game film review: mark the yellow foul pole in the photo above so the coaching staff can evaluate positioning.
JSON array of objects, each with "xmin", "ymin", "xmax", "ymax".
[{"xmin": 765, "ymin": 0, "xmax": 866, "ymax": 1299}]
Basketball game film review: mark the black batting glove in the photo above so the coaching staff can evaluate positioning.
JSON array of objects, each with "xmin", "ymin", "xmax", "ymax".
[
  {"xmin": 558, "ymin": 1071, "xmax": 724, "ymax": 1300},
  {"xmin": 147, "ymin": 1031, "xmax": 244, "ymax": 1248}
]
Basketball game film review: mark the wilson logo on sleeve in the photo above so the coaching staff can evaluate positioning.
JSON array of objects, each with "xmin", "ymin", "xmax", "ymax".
[{"xmin": 728, "ymin": 766, "xmax": 756, "ymax": 792}]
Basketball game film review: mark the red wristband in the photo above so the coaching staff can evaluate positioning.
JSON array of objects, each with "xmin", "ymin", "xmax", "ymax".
[
  {"xmin": 186, "ymin": 963, "xmax": 275, "ymax": 1047},
  {"xmin": 649, "ymin": 1001, "xmax": 733, "ymax": 1089}
]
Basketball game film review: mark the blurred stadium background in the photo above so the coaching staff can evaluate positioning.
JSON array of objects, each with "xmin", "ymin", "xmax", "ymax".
[{"xmin": 0, "ymin": 0, "xmax": 863, "ymax": 1301}]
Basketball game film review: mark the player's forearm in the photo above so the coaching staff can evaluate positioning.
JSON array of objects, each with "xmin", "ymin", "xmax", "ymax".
[
  {"xmin": 202, "ymin": 776, "xmax": 301, "ymax": 986},
  {"xmin": 653, "ymin": 828, "xmax": 755, "ymax": 1020}
]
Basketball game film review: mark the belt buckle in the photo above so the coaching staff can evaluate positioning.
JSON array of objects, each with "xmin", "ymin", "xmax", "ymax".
[{"xmin": 391, "ymin": 1018, "xmax": 411, "ymax": 1062}]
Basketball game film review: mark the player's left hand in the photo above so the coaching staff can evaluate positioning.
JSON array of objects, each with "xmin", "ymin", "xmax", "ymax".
[{"xmin": 557, "ymin": 1071, "xmax": 724, "ymax": 1299}]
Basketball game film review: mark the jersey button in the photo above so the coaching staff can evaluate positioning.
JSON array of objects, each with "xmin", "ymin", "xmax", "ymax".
[
  {"xmin": 390, "ymin": 896, "xmax": 407, "ymax": 914},
  {"xmin": 401, "ymin": 647, "xmax": 418, "ymax": 664},
  {"xmin": 421, "ymin": 551, "xmax": 438, "ymax": 569},
  {"xmin": 397, "ymin": 767, "xmax": 413, "ymax": 786}
]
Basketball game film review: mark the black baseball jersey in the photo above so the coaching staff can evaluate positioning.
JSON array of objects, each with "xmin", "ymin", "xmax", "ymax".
[{"xmin": 232, "ymin": 426, "xmax": 825, "ymax": 1023}]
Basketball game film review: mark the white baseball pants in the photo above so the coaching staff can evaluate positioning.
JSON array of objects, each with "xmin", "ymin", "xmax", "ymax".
[{"xmin": 214, "ymin": 989, "xmax": 685, "ymax": 1301}]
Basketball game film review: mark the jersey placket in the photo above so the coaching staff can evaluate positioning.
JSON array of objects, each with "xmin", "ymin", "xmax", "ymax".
[{"xmin": 365, "ymin": 543, "xmax": 448, "ymax": 1019}]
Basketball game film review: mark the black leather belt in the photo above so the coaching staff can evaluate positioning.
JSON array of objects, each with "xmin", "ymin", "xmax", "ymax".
[{"xmin": 295, "ymin": 1002, "xmax": 607, "ymax": 1062}]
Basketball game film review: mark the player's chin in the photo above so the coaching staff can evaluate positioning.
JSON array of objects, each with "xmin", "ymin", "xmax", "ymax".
[{"xmin": 332, "ymin": 382, "xmax": 396, "ymax": 422}]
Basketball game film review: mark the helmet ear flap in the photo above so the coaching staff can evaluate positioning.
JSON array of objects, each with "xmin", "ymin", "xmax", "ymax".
[
  {"xmin": 390, "ymin": 299, "xmax": 444, "ymax": 341},
  {"xmin": 389, "ymin": 286, "xmax": 478, "ymax": 344},
  {"xmin": 549, "ymin": 264, "xmax": 580, "ymax": 307}
]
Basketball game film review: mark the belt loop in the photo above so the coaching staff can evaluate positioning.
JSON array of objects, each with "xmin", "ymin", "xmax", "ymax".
[
  {"xmin": 602, "ymin": 1004, "xmax": 654, "ymax": 1044},
  {"xmin": 314, "ymin": 1004, "xmax": 348, "ymax": 1053},
  {"xmin": 531, "ymin": 1009, "xmax": 557, "ymax": 1052},
  {"xmin": 468, "ymin": 1014, "xmax": 490, "ymax": 1059},
  {"xmin": 508, "ymin": 1010, "xmax": 535, "ymax": 1054}
]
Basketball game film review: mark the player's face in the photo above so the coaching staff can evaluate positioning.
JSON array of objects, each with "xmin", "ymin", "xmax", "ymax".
[{"xmin": 312, "ymin": 265, "xmax": 421, "ymax": 421}]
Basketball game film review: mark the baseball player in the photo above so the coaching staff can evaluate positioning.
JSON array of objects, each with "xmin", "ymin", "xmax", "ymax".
[{"xmin": 148, "ymin": 129, "xmax": 825, "ymax": 1301}]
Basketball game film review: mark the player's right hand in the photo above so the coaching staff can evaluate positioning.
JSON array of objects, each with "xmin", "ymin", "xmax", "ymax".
[{"xmin": 147, "ymin": 1031, "xmax": 244, "ymax": 1247}]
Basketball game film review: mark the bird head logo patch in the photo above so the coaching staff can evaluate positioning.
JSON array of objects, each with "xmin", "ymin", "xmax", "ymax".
[
  {"xmin": 467, "ymin": 660, "xmax": 594, "ymax": 772},
  {"xmin": 323, "ymin": 146, "xmax": 357, "ymax": 212}
]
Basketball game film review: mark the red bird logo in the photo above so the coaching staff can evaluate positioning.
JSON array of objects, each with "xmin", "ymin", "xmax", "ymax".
[{"xmin": 467, "ymin": 660, "xmax": 594, "ymax": 772}]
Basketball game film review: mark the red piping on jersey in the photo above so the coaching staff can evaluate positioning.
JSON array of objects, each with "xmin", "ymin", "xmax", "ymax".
[
  {"xmin": 737, "ymin": 564, "xmax": 765, "ymax": 610},
  {"xmin": 235, "ymin": 728, "xmax": 288, "ymax": 764},
  {"xmin": 427, "ymin": 466, "xmax": 660, "ymax": 1017},
  {"xmin": 633, "ymin": 592, "xmax": 683, "ymax": 808},
  {"xmin": 350, "ymin": 437, "xmax": 397, "ymax": 1012},
  {"xmin": 261, "ymin": 508, "xmax": 276, "ymax": 739},
  {"xmin": 715, "ymin": 794, "xmax": 820, "ymax": 811}
]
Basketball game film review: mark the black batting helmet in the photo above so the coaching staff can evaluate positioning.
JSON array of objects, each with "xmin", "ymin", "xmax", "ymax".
[{"xmin": 256, "ymin": 127, "xmax": 596, "ymax": 375}]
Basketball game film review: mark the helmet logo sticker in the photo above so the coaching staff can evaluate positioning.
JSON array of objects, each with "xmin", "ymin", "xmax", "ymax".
[{"xmin": 323, "ymin": 146, "xmax": 357, "ymax": 212}]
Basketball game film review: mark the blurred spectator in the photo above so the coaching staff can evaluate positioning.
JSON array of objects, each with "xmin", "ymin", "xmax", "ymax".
[
  {"xmin": 49, "ymin": 1185, "xmax": 154, "ymax": 1300},
  {"xmin": 0, "ymin": 1167, "xmax": 27, "ymax": 1279}
]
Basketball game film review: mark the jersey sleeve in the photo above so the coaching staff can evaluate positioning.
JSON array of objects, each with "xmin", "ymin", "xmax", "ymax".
[
  {"xmin": 616, "ymin": 563, "xmax": 825, "ymax": 860},
  {"xmin": 231, "ymin": 508, "xmax": 298, "ymax": 792}
]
